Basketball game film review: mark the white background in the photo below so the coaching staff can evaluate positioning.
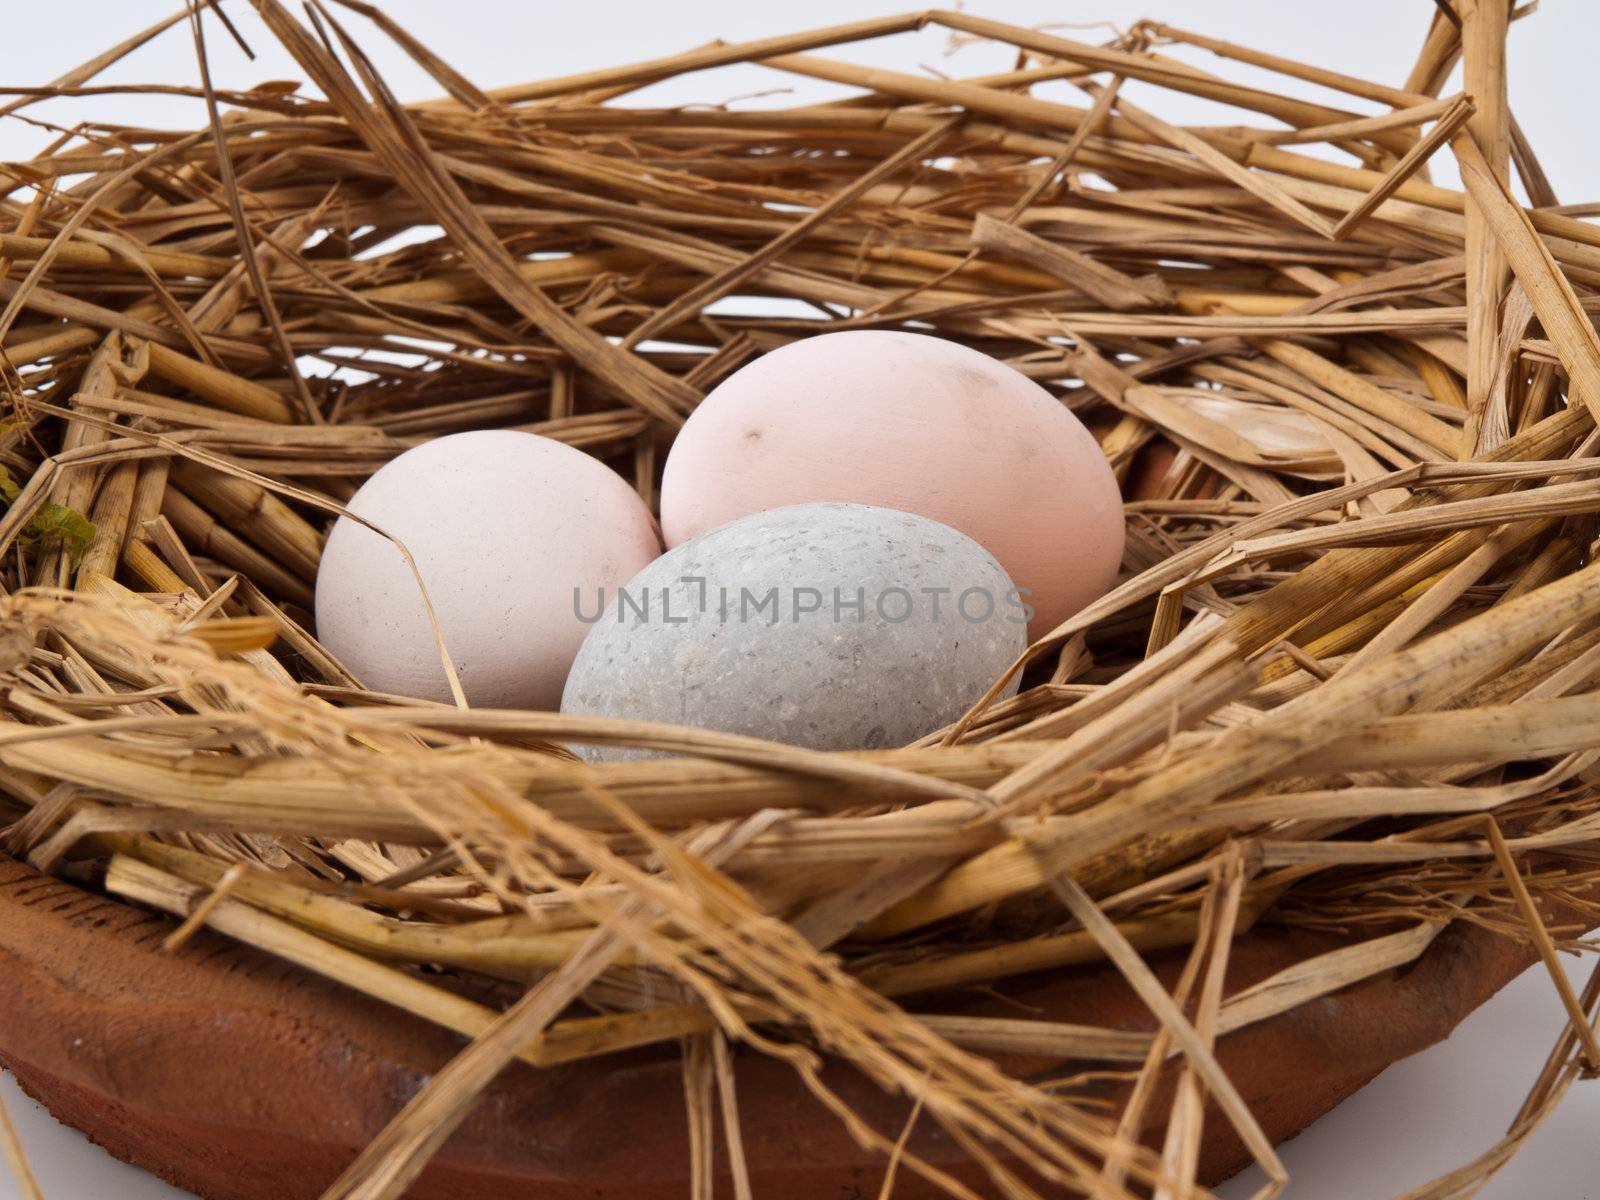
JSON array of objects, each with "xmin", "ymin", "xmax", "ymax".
[{"xmin": 2, "ymin": 3, "xmax": 1598, "ymax": 1198}]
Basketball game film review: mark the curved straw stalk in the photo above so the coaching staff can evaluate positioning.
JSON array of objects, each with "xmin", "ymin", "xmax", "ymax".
[{"xmin": 2, "ymin": 3, "xmax": 1600, "ymax": 1198}]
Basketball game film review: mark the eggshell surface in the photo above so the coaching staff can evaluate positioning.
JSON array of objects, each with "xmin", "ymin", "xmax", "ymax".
[
  {"xmin": 560, "ymin": 502, "xmax": 1026, "ymax": 759},
  {"xmin": 659, "ymin": 330, "xmax": 1124, "ymax": 638},
  {"xmin": 315, "ymin": 430, "xmax": 660, "ymax": 709}
]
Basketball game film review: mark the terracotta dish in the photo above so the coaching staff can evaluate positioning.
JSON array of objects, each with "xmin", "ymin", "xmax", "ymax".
[{"xmin": 0, "ymin": 852, "xmax": 1547, "ymax": 1199}]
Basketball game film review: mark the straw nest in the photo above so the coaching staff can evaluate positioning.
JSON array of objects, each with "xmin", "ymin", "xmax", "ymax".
[{"xmin": 2, "ymin": 3, "xmax": 1599, "ymax": 1198}]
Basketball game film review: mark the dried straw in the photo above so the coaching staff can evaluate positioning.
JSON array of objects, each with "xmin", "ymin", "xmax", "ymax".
[{"xmin": 1, "ymin": 4, "xmax": 1599, "ymax": 1199}]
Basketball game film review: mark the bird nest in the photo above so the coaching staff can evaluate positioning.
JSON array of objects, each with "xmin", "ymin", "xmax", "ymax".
[{"xmin": 1, "ymin": 4, "xmax": 1599, "ymax": 1199}]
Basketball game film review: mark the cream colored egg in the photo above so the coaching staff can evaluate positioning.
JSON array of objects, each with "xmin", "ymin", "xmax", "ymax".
[
  {"xmin": 315, "ymin": 430, "xmax": 660, "ymax": 709},
  {"xmin": 660, "ymin": 330, "xmax": 1124, "ymax": 639}
]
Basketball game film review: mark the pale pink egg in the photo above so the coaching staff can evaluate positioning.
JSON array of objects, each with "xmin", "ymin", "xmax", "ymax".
[{"xmin": 661, "ymin": 331, "xmax": 1124, "ymax": 638}]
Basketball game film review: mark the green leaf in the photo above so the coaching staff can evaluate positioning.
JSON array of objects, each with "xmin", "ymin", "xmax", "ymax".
[{"xmin": 0, "ymin": 466, "xmax": 98, "ymax": 569}]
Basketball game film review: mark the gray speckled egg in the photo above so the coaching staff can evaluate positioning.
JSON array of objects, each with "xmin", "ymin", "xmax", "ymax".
[{"xmin": 560, "ymin": 503, "xmax": 1027, "ymax": 758}]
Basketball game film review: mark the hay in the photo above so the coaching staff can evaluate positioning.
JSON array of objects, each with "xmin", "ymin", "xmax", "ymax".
[{"xmin": 1, "ymin": 2, "xmax": 1599, "ymax": 1197}]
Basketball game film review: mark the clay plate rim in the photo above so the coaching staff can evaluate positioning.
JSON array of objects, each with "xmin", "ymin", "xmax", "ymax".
[{"xmin": 0, "ymin": 852, "xmax": 1551, "ymax": 1199}]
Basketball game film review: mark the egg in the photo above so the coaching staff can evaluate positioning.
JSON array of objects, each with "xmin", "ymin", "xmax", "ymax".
[
  {"xmin": 315, "ymin": 430, "xmax": 660, "ymax": 709},
  {"xmin": 660, "ymin": 330, "xmax": 1124, "ymax": 639},
  {"xmin": 560, "ymin": 503, "xmax": 1026, "ymax": 758}
]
